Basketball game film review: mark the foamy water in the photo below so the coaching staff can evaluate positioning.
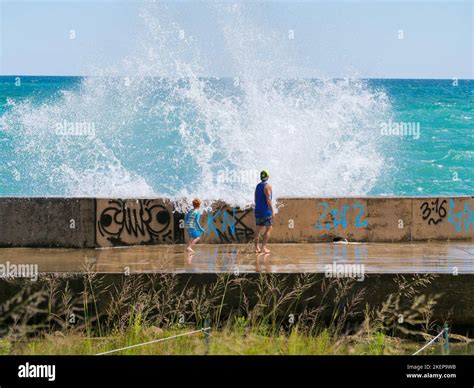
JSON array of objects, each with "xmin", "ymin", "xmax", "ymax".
[{"xmin": 6, "ymin": 3, "xmax": 471, "ymax": 206}]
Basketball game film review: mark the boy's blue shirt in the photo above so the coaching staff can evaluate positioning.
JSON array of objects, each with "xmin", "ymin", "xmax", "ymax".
[{"xmin": 185, "ymin": 210, "xmax": 205, "ymax": 232}]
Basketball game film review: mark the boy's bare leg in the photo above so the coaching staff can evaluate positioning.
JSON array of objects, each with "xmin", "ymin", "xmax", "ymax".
[
  {"xmin": 254, "ymin": 226, "xmax": 263, "ymax": 252},
  {"xmin": 186, "ymin": 237, "xmax": 200, "ymax": 252},
  {"xmin": 191, "ymin": 236, "xmax": 200, "ymax": 250},
  {"xmin": 261, "ymin": 226, "xmax": 272, "ymax": 253},
  {"xmin": 186, "ymin": 238, "xmax": 193, "ymax": 252}
]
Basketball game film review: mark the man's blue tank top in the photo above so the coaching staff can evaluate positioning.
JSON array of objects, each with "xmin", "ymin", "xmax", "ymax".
[{"xmin": 254, "ymin": 182, "xmax": 272, "ymax": 218}]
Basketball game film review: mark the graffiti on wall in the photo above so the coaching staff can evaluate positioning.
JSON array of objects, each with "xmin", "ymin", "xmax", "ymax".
[
  {"xmin": 418, "ymin": 198, "xmax": 474, "ymax": 233},
  {"xmin": 447, "ymin": 199, "xmax": 474, "ymax": 233},
  {"xmin": 420, "ymin": 198, "xmax": 448, "ymax": 225},
  {"xmin": 96, "ymin": 199, "xmax": 174, "ymax": 246},
  {"xmin": 314, "ymin": 202, "xmax": 368, "ymax": 230},
  {"xmin": 203, "ymin": 206, "xmax": 254, "ymax": 243}
]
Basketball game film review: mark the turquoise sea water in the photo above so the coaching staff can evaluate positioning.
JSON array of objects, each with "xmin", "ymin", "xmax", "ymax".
[{"xmin": 0, "ymin": 76, "xmax": 472, "ymax": 204}]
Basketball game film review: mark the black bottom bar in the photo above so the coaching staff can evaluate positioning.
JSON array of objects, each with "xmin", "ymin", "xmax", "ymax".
[{"xmin": 0, "ymin": 355, "xmax": 472, "ymax": 387}]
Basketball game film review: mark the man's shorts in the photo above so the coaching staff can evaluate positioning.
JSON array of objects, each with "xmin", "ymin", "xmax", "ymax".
[
  {"xmin": 187, "ymin": 229, "xmax": 202, "ymax": 239},
  {"xmin": 255, "ymin": 215, "xmax": 273, "ymax": 227}
]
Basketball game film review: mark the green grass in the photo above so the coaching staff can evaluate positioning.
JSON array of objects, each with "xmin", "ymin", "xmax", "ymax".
[
  {"xmin": 1, "ymin": 273, "xmax": 472, "ymax": 356},
  {"xmin": 2, "ymin": 326, "xmax": 472, "ymax": 356}
]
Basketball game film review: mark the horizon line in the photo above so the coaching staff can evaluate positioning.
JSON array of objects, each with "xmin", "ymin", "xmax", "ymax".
[{"xmin": 0, "ymin": 75, "xmax": 473, "ymax": 81}]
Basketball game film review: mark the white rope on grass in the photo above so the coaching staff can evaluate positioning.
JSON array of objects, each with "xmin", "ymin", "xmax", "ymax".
[
  {"xmin": 412, "ymin": 328, "xmax": 446, "ymax": 355},
  {"xmin": 96, "ymin": 327, "xmax": 211, "ymax": 356}
]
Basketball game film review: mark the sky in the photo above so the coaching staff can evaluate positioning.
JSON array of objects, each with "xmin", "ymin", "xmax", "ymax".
[{"xmin": 0, "ymin": 0, "xmax": 472, "ymax": 79}]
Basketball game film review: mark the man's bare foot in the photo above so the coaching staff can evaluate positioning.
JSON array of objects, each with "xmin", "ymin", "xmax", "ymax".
[
  {"xmin": 186, "ymin": 247, "xmax": 195, "ymax": 252},
  {"xmin": 262, "ymin": 247, "xmax": 270, "ymax": 253},
  {"xmin": 255, "ymin": 246, "xmax": 261, "ymax": 253}
]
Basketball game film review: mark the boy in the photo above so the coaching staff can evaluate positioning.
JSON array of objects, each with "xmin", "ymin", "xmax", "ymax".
[{"xmin": 185, "ymin": 198, "xmax": 205, "ymax": 252}]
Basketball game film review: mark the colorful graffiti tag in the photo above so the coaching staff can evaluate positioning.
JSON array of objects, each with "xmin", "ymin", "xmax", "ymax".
[
  {"xmin": 314, "ymin": 202, "xmax": 368, "ymax": 230},
  {"xmin": 96, "ymin": 199, "xmax": 174, "ymax": 246},
  {"xmin": 447, "ymin": 199, "xmax": 474, "ymax": 233},
  {"xmin": 203, "ymin": 206, "xmax": 254, "ymax": 243},
  {"xmin": 420, "ymin": 198, "xmax": 448, "ymax": 225}
]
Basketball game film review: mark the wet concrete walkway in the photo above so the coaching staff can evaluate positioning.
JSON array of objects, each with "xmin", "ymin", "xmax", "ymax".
[{"xmin": 1, "ymin": 242, "xmax": 473, "ymax": 274}]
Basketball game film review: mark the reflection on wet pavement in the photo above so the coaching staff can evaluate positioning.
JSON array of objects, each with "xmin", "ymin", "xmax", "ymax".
[{"xmin": 1, "ymin": 242, "xmax": 473, "ymax": 274}]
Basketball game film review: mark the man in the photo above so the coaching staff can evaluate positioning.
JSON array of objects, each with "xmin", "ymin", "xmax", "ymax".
[{"xmin": 254, "ymin": 169, "xmax": 274, "ymax": 253}]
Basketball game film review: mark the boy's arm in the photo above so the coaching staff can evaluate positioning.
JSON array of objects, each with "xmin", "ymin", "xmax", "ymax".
[{"xmin": 196, "ymin": 212, "xmax": 206, "ymax": 232}]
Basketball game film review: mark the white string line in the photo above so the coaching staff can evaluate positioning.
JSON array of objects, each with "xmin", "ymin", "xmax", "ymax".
[
  {"xmin": 96, "ymin": 325, "xmax": 446, "ymax": 356},
  {"xmin": 412, "ymin": 328, "xmax": 446, "ymax": 355},
  {"xmin": 95, "ymin": 327, "xmax": 211, "ymax": 356}
]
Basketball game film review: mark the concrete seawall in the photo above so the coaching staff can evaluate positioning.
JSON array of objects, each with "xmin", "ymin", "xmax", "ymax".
[
  {"xmin": 0, "ymin": 198, "xmax": 95, "ymax": 248},
  {"xmin": 0, "ymin": 197, "xmax": 472, "ymax": 248}
]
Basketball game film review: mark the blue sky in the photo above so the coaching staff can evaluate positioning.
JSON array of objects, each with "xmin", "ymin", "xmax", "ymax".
[{"xmin": 1, "ymin": 0, "xmax": 472, "ymax": 79}]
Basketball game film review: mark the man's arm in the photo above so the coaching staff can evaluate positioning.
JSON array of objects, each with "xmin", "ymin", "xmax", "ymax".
[{"xmin": 264, "ymin": 184, "xmax": 274, "ymax": 217}]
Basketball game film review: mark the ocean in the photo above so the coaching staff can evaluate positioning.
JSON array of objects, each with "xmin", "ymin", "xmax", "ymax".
[{"xmin": 0, "ymin": 76, "xmax": 472, "ymax": 206}]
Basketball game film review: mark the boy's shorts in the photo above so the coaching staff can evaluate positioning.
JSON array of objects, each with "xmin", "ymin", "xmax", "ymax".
[
  {"xmin": 187, "ymin": 229, "xmax": 202, "ymax": 239},
  {"xmin": 255, "ymin": 216, "xmax": 273, "ymax": 227}
]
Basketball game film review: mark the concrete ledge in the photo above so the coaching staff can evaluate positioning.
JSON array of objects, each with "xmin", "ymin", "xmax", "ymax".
[
  {"xmin": 0, "ymin": 197, "xmax": 472, "ymax": 247},
  {"xmin": 272, "ymin": 196, "xmax": 473, "ymax": 244},
  {"xmin": 273, "ymin": 198, "xmax": 370, "ymax": 242},
  {"xmin": 0, "ymin": 198, "xmax": 94, "ymax": 248}
]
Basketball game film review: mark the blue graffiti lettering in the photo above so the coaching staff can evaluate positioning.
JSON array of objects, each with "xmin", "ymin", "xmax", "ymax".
[
  {"xmin": 315, "ymin": 202, "xmax": 368, "ymax": 230},
  {"xmin": 332, "ymin": 206, "xmax": 350, "ymax": 229},
  {"xmin": 222, "ymin": 207, "xmax": 237, "ymax": 237},
  {"xmin": 447, "ymin": 199, "xmax": 474, "ymax": 233},
  {"xmin": 354, "ymin": 203, "xmax": 368, "ymax": 227},
  {"xmin": 206, "ymin": 209, "xmax": 221, "ymax": 236},
  {"xmin": 315, "ymin": 202, "xmax": 331, "ymax": 230}
]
